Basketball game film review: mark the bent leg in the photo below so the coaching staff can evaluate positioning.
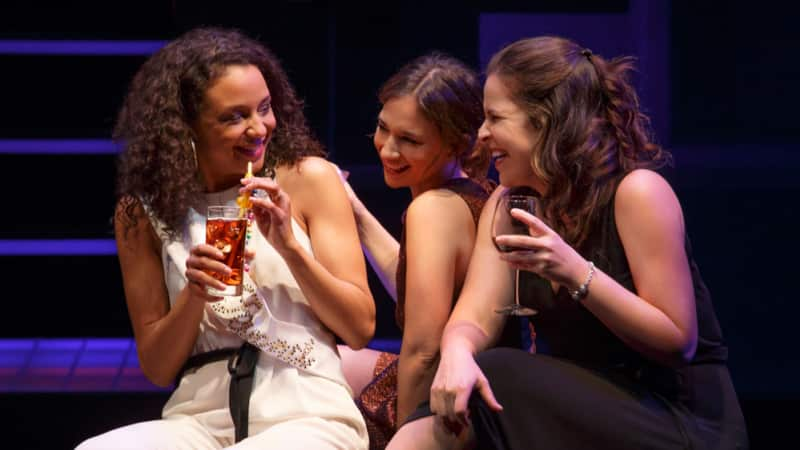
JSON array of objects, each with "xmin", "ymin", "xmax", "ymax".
[
  {"xmin": 338, "ymin": 345, "xmax": 381, "ymax": 398},
  {"xmin": 232, "ymin": 416, "xmax": 367, "ymax": 450},
  {"xmin": 471, "ymin": 348, "xmax": 688, "ymax": 450},
  {"xmin": 387, "ymin": 415, "xmax": 469, "ymax": 450},
  {"xmin": 75, "ymin": 418, "xmax": 220, "ymax": 450}
]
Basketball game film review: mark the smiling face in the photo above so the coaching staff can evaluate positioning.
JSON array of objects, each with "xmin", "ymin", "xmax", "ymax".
[
  {"xmin": 193, "ymin": 64, "xmax": 276, "ymax": 192},
  {"xmin": 373, "ymin": 95, "xmax": 461, "ymax": 197},
  {"xmin": 479, "ymin": 74, "xmax": 544, "ymax": 193}
]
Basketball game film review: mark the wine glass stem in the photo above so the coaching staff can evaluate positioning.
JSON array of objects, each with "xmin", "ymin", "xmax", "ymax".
[{"xmin": 514, "ymin": 269, "xmax": 521, "ymax": 309}]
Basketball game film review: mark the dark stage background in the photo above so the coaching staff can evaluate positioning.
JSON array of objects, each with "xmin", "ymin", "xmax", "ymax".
[{"xmin": 0, "ymin": 0, "xmax": 796, "ymax": 447}]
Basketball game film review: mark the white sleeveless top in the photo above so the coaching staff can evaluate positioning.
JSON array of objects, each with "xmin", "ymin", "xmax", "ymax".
[{"xmin": 145, "ymin": 186, "xmax": 367, "ymax": 445}]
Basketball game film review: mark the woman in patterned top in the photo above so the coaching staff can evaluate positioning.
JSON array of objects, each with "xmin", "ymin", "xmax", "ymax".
[{"xmin": 337, "ymin": 53, "xmax": 521, "ymax": 449}]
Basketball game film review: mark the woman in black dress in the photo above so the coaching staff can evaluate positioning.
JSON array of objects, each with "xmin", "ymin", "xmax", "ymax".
[{"xmin": 388, "ymin": 36, "xmax": 748, "ymax": 449}]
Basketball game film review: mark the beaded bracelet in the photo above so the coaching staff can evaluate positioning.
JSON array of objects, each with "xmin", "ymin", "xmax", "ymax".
[
  {"xmin": 243, "ymin": 211, "xmax": 254, "ymax": 274},
  {"xmin": 569, "ymin": 261, "xmax": 595, "ymax": 301}
]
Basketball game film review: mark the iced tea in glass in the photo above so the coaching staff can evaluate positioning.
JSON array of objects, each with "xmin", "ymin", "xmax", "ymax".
[{"xmin": 205, "ymin": 205, "xmax": 247, "ymax": 296}]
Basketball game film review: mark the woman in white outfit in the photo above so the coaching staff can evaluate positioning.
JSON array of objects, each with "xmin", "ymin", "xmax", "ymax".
[{"xmin": 77, "ymin": 27, "xmax": 375, "ymax": 449}]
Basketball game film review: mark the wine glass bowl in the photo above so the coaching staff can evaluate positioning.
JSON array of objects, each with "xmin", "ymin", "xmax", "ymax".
[
  {"xmin": 492, "ymin": 194, "xmax": 536, "ymax": 253},
  {"xmin": 491, "ymin": 191, "xmax": 538, "ymax": 316}
]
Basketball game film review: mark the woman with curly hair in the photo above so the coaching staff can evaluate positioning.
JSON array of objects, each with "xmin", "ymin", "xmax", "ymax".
[
  {"xmin": 335, "ymin": 53, "xmax": 523, "ymax": 449},
  {"xmin": 388, "ymin": 36, "xmax": 748, "ymax": 449},
  {"xmin": 77, "ymin": 27, "xmax": 373, "ymax": 449}
]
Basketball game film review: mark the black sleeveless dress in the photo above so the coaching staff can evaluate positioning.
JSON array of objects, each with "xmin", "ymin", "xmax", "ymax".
[{"xmin": 468, "ymin": 188, "xmax": 749, "ymax": 449}]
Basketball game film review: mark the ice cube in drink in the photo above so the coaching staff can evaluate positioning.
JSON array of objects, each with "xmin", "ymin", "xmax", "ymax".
[{"xmin": 205, "ymin": 206, "xmax": 247, "ymax": 296}]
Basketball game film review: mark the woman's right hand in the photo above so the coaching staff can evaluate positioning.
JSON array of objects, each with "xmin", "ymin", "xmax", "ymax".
[
  {"xmin": 429, "ymin": 347, "xmax": 503, "ymax": 428},
  {"xmin": 331, "ymin": 163, "xmax": 365, "ymax": 217},
  {"xmin": 184, "ymin": 243, "xmax": 231, "ymax": 302}
]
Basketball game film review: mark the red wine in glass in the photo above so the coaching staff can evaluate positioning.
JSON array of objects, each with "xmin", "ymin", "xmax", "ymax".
[{"xmin": 491, "ymin": 192, "xmax": 538, "ymax": 316}]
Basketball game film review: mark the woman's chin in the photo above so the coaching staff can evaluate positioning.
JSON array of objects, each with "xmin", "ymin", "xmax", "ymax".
[
  {"xmin": 252, "ymin": 158, "xmax": 266, "ymax": 174},
  {"xmin": 498, "ymin": 172, "xmax": 519, "ymax": 187},
  {"xmin": 382, "ymin": 174, "xmax": 407, "ymax": 189}
]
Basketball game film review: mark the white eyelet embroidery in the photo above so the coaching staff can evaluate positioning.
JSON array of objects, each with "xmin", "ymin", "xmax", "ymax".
[{"xmin": 210, "ymin": 276, "xmax": 317, "ymax": 370}]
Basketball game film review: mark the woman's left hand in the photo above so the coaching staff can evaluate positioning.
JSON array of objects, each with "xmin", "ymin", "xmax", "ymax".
[
  {"xmin": 240, "ymin": 176, "xmax": 297, "ymax": 254},
  {"xmin": 493, "ymin": 208, "xmax": 588, "ymax": 289}
]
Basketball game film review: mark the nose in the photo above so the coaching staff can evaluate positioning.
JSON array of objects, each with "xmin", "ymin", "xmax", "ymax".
[
  {"xmin": 477, "ymin": 121, "xmax": 490, "ymax": 141},
  {"xmin": 378, "ymin": 136, "xmax": 400, "ymax": 159},
  {"xmin": 246, "ymin": 117, "xmax": 268, "ymax": 142}
]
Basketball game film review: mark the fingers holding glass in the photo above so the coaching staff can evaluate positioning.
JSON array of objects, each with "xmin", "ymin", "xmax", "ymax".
[{"xmin": 186, "ymin": 243, "xmax": 232, "ymax": 296}]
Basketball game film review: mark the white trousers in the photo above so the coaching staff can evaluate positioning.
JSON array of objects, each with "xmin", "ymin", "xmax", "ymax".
[
  {"xmin": 76, "ymin": 415, "xmax": 364, "ymax": 449},
  {"xmin": 76, "ymin": 358, "xmax": 367, "ymax": 449}
]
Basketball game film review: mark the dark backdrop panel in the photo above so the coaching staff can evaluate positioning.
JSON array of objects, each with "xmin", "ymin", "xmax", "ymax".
[
  {"xmin": 0, "ymin": 155, "xmax": 116, "ymax": 238},
  {"xmin": 0, "ymin": 1, "xmax": 178, "ymax": 39},
  {"xmin": 0, "ymin": 56, "xmax": 148, "ymax": 138},
  {"xmin": 671, "ymin": 0, "xmax": 800, "ymax": 144},
  {"xmin": 0, "ymin": 255, "xmax": 131, "ymax": 337},
  {"xmin": 666, "ymin": 165, "xmax": 800, "ymax": 397}
]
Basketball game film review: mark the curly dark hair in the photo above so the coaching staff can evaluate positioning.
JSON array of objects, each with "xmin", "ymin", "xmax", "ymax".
[
  {"xmin": 487, "ymin": 36, "xmax": 672, "ymax": 248},
  {"xmin": 378, "ymin": 52, "xmax": 488, "ymax": 179},
  {"xmin": 114, "ymin": 27, "xmax": 325, "ymax": 238}
]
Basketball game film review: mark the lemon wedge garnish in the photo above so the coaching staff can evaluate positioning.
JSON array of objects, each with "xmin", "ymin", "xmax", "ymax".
[
  {"xmin": 236, "ymin": 162, "xmax": 254, "ymax": 216},
  {"xmin": 236, "ymin": 195, "xmax": 251, "ymax": 210}
]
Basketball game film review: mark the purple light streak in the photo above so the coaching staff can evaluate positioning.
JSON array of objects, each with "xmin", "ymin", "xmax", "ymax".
[
  {"xmin": 0, "ymin": 239, "xmax": 117, "ymax": 256},
  {"xmin": 0, "ymin": 40, "xmax": 165, "ymax": 55},
  {"xmin": 0, "ymin": 139, "xmax": 119, "ymax": 154}
]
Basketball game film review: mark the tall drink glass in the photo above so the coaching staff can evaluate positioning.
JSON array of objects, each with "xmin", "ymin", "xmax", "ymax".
[{"xmin": 205, "ymin": 205, "xmax": 247, "ymax": 296}]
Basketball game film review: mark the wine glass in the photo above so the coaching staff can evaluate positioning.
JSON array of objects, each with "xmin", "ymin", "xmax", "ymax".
[{"xmin": 491, "ymin": 191, "xmax": 538, "ymax": 316}]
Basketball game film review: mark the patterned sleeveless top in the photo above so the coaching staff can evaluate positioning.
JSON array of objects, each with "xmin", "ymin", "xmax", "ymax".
[{"xmin": 394, "ymin": 177, "xmax": 495, "ymax": 329}]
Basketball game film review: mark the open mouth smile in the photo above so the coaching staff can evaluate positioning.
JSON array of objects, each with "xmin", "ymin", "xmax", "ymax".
[
  {"xmin": 235, "ymin": 144, "xmax": 266, "ymax": 160},
  {"xmin": 383, "ymin": 165, "xmax": 410, "ymax": 175},
  {"xmin": 492, "ymin": 150, "xmax": 509, "ymax": 167}
]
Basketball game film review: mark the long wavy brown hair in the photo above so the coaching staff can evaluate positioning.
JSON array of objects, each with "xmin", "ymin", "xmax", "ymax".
[
  {"xmin": 114, "ymin": 27, "xmax": 325, "ymax": 238},
  {"xmin": 378, "ymin": 52, "xmax": 489, "ymax": 179},
  {"xmin": 487, "ymin": 36, "xmax": 672, "ymax": 248}
]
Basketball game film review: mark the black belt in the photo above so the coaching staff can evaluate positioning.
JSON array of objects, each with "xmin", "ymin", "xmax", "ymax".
[{"xmin": 177, "ymin": 342, "xmax": 260, "ymax": 442}]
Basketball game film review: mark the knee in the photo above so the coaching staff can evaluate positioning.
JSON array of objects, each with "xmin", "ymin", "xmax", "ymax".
[
  {"xmin": 75, "ymin": 428, "xmax": 141, "ymax": 450},
  {"xmin": 75, "ymin": 434, "xmax": 105, "ymax": 450},
  {"xmin": 475, "ymin": 347, "xmax": 525, "ymax": 378},
  {"xmin": 389, "ymin": 416, "xmax": 461, "ymax": 450}
]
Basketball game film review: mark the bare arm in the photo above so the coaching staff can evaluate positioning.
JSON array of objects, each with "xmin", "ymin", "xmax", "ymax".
[
  {"xmin": 428, "ymin": 188, "xmax": 515, "ymax": 423},
  {"xmin": 114, "ymin": 198, "xmax": 229, "ymax": 386},
  {"xmin": 351, "ymin": 191, "xmax": 401, "ymax": 301},
  {"xmin": 445, "ymin": 188, "xmax": 514, "ymax": 347},
  {"xmin": 396, "ymin": 189, "xmax": 475, "ymax": 425},
  {"xmin": 331, "ymin": 164, "xmax": 400, "ymax": 300},
  {"xmin": 247, "ymin": 157, "xmax": 376, "ymax": 349},
  {"xmin": 586, "ymin": 170, "xmax": 697, "ymax": 364},
  {"xmin": 497, "ymin": 170, "xmax": 697, "ymax": 366}
]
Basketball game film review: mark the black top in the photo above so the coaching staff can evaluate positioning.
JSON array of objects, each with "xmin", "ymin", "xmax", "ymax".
[{"xmin": 520, "ymin": 189, "xmax": 728, "ymax": 402}]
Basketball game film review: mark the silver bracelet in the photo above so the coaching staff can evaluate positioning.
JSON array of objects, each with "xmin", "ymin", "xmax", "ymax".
[{"xmin": 569, "ymin": 261, "xmax": 595, "ymax": 301}]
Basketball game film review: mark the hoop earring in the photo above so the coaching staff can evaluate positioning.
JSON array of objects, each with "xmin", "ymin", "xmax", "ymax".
[{"xmin": 190, "ymin": 139, "xmax": 198, "ymax": 169}]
